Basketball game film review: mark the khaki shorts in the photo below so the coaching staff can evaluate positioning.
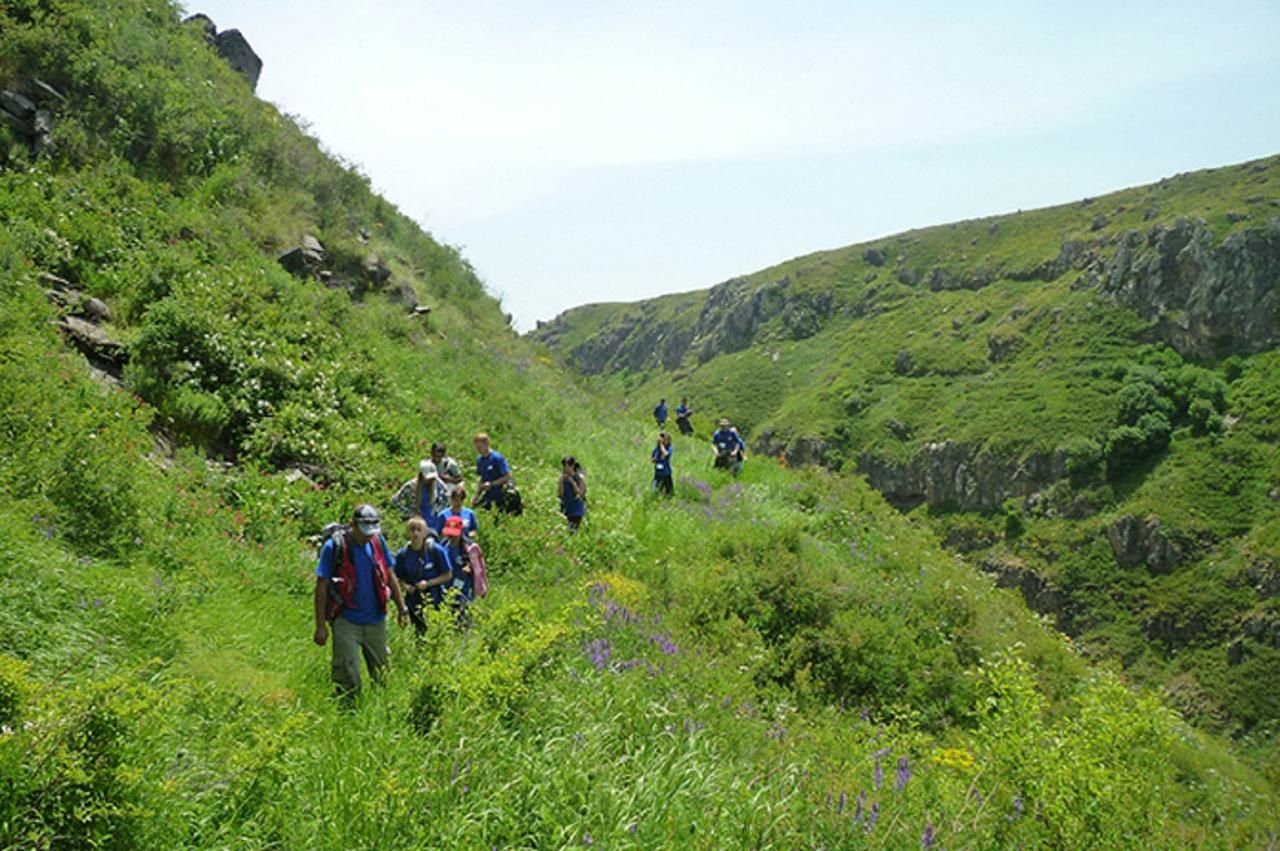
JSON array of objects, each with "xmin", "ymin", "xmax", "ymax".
[{"xmin": 331, "ymin": 616, "xmax": 388, "ymax": 695}]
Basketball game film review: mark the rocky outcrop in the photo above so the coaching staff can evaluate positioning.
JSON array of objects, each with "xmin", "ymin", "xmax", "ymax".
[
  {"xmin": 1106, "ymin": 514, "xmax": 1182, "ymax": 574},
  {"xmin": 278, "ymin": 235, "xmax": 328, "ymax": 279},
  {"xmin": 1, "ymin": 78, "xmax": 63, "ymax": 157},
  {"xmin": 978, "ymin": 553, "xmax": 1066, "ymax": 623},
  {"xmin": 1091, "ymin": 217, "xmax": 1280, "ymax": 358},
  {"xmin": 185, "ymin": 14, "xmax": 262, "ymax": 91},
  {"xmin": 857, "ymin": 441, "xmax": 1066, "ymax": 512}
]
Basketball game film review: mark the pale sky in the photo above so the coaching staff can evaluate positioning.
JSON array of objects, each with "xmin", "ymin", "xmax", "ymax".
[{"xmin": 186, "ymin": 1, "xmax": 1280, "ymax": 330}]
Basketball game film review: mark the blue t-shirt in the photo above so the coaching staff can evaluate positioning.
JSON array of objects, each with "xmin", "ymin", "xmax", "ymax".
[
  {"xmin": 560, "ymin": 473, "xmax": 586, "ymax": 518},
  {"xmin": 654, "ymin": 401, "xmax": 668, "ymax": 422},
  {"xmin": 476, "ymin": 450, "xmax": 511, "ymax": 485},
  {"xmin": 711, "ymin": 428, "xmax": 745, "ymax": 454},
  {"xmin": 315, "ymin": 534, "xmax": 391, "ymax": 625},
  {"xmin": 395, "ymin": 541, "xmax": 451, "ymax": 608},
  {"xmin": 652, "ymin": 443, "xmax": 674, "ymax": 478},
  {"xmin": 429, "ymin": 507, "xmax": 478, "ymax": 537},
  {"xmin": 676, "ymin": 403, "xmax": 690, "ymax": 418},
  {"xmin": 443, "ymin": 543, "xmax": 474, "ymax": 602}
]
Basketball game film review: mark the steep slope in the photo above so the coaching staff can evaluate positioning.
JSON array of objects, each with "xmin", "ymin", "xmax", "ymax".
[
  {"xmin": 531, "ymin": 159, "xmax": 1280, "ymax": 743},
  {"xmin": 0, "ymin": 2, "xmax": 1276, "ymax": 847}
]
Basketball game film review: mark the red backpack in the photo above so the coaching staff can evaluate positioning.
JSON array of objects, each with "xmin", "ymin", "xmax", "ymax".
[{"xmin": 324, "ymin": 530, "xmax": 392, "ymax": 621}]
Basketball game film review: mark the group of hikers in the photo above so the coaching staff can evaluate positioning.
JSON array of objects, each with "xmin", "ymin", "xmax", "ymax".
[
  {"xmin": 652, "ymin": 396, "xmax": 747, "ymax": 489},
  {"xmin": 314, "ymin": 408, "xmax": 749, "ymax": 699}
]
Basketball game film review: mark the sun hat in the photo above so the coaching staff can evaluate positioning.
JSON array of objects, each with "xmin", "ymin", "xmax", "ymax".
[{"xmin": 418, "ymin": 459, "xmax": 438, "ymax": 478}]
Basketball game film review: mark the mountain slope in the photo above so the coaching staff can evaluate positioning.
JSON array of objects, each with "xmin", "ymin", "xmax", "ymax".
[
  {"xmin": 0, "ymin": 2, "xmax": 1276, "ymax": 847},
  {"xmin": 531, "ymin": 158, "xmax": 1280, "ymax": 744}
]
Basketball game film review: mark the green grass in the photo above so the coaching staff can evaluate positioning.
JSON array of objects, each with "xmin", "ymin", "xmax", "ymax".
[{"xmin": 0, "ymin": 1, "xmax": 1278, "ymax": 847}]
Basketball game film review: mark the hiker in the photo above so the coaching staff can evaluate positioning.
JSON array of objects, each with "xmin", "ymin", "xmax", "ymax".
[
  {"xmin": 313, "ymin": 504, "xmax": 410, "ymax": 698},
  {"xmin": 394, "ymin": 516, "xmax": 453, "ymax": 637},
  {"xmin": 675, "ymin": 397, "xmax": 693, "ymax": 435},
  {"xmin": 390, "ymin": 473, "xmax": 419, "ymax": 520},
  {"xmin": 652, "ymin": 432, "xmax": 674, "ymax": 495},
  {"xmin": 440, "ymin": 515, "xmax": 479, "ymax": 621},
  {"xmin": 711, "ymin": 417, "xmax": 746, "ymax": 476},
  {"xmin": 473, "ymin": 432, "xmax": 519, "ymax": 514},
  {"xmin": 415, "ymin": 458, "xmax": 450, "ymax": 527},
  {"xmin": 429, "ymin": 441, "xmax": 464, "ymax": 493},
  {"xmin": 430, "ymin": 484, "xmax": 479, "ymax": 538},
  {"xmin": 558, "ymin": 455, "xmax": 587, "ymax": 532},
  {"xmin": 654, "ymin": 398, "xmax": 668, "ymax": 428}
]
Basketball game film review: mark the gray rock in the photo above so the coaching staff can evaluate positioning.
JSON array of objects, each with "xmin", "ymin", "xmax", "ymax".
[
  {"xmin": 1143, "ymin": 207, "xmax": 1158, "ymax": 221},
  {"xmin": 1090, "ymin": 213, "xmax": 1109, "ymax": 231},
  {"xmin": 390, "ymin": 280, "xmax": 419, "ymax": 310},
  {"xmin": 58, "ymin": 316, "xmax": 127, "ymax": 369},
  {"xmin": 987, "ymin": 332, "xmax": 1023, "ymax": 363},
  {"xmin": 213, "ymin": 29, "xmax": 263, "ymax": 91},
  {"xmin": 278, "ymin": 235, "xmax": 327, "ymax": 279},
  {"xmin": 1107, "ymin": 514, "xmax": 1181, "ymax": 574},
  {"xmin": 862, "ymin": 248, "xmax": 886, "ymax": 266},
  {"xmin": 1226, "ymin": 211, "xmax": 1248, "ymax": 223},
  {"xmin": 81, "ymin": 297, "xmax": 112, "ymax": 323},
  {"xmin": 857, "ymin": 441, "xmax": 1066, "ymax": 512},
  {"xmin": 884, "ymin": 419, "xmax": 912, "ymax": 441},
  {"xmin": 0, "ymin": 89, "xmax": 35, "ymax": 122},
  {"xmin": 987, "ymin": 222, "xmax": 999, "ymax": 235},
  {"xmin": 184, "ymin": 13, "xmax": 217, "ymax": 43},
  {"xmin": 893, "ymin": 350, "xmax": 914, "ymax": 375},
  {"xmin": 364, "ymin": 254, "xmax": 391, "ymax": 286},
  {"xmin": 1094, "ymin": 217, "xmax": 1280, "ymax": 358},
  {"xmin": 978, "ymin": 554, "xmax": 1065, "ymax": 622}
]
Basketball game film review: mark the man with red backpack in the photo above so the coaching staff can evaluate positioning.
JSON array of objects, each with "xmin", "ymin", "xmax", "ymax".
[{"xmin": 313, "ymin": 504, "xmax": 410, "ymax": 698}]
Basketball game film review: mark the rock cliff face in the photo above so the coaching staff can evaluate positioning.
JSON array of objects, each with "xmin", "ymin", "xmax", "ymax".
[
  {"xmin": 856, "ymin": 441, "xmax": 1066, "ymax": 512},
  {"xmin": 1092, "ymin": 217, "xmax": 1280, "ymax": 359},
  {"xmin": 185, "ymin": 14, "xmax": 263, "ymax": 91}
]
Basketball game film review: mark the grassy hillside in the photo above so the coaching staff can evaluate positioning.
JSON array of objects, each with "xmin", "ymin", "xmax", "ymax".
[
  {"xmin": 531, "ymin": 163, "xmax": 1280, "ymax": 752},
  {"xmin": 0, "ymin": 1, "xmax": 1277, "ymax": 847}
]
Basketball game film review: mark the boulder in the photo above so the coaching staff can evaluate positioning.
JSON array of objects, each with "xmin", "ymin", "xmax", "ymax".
[
  {"xmin": 81, "ymin": 297, "xmax": 112, "ymax": 323},
  {"xmin": 978, "ymin": 553, "xmax": 1065, "ymax": 622},
  {"xmin": 57, "ymin": 316, "xmax": 126, "ymax": 369},
  {"xmin": 987, "ymin": 332, "xmax": 1023, "ymax": 363},
  {"xmin": 1090, "ymin": 214, "xmax": 1109, "ymax": 231},
  {"xmin": 893, "ymin": 350, "xmax": 914, "ymax": 375},
  {"xmin": 184, "ymin": 13, "xmax": 218, "ymax": 43},
  {"xmin": 363, "ymin": 254, "xmax": 391, "ymax": 286},
  {"xmin": 213, "ymin": 29, "xmax": 263, "ymax": 91},
  {"xmin": 1107, "ymin": 514, "xmax": 1181, "ymax": 574},
  {"xmin": 862, "ymin": 248, "xmax": 886, "ymax": 266},
  {"xmin": 390, "ymin": 281, "xmax": 419, "ymax": 310},
  {"xmin": 277, "ymin": 236, "xmax": 327, "ymax": 279}
]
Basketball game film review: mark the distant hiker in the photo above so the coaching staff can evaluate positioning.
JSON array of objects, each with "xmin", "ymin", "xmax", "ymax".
[
  {"xmin": 313, "ymin": 504, "xmax": 410, "ymax": 698},
  {"xmin": 415, "ymin": 459, "xmax": 450, "ymax": 527},
  {"xmin": 440, "ymin": 515, "xmax": 477, "ymax": 620},
  {"xmin": 394, "ymin": 517, "xmax": 453, "ymax": 637},
  {"xmin": 675, "ymin": 397, "xmax": 693, "ymax": 435},
  {"xmin": 711, "ymin": 418, "xmax": 746, "ymax": 476},
  {"xmin": 429, "ymin": 441, "xmax": 464, "ymax": 493},
  {"xmin": 431, "ymin": 485, "xmax": 479, "ymax": 539},
  {"xmin": 473, "ymin": 433, "xmax": 520, "ymax": 515},
  {"xmin": 652, "ymin": 432, "xmax": 674, "ymax": 496},
  {"xmin": 654, "ymin": 398, "xmax": 669, "ymax": 428},
  {"xmin": 558, "ymin": 455, "xmax": 587, "ymax": 532}
]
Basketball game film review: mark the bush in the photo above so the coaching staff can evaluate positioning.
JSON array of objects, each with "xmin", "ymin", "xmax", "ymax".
[
  {"xmin": 1060, "ymin": 436, "xmax": 1103, "ymax": 482},
  {"xmin": 0, "ymin": 655, "xmax": 31, "ymax": 729},
  {"xmin": 1188, "ymin": 397, "xmax": 1224, "ymax": 435},
  {"xmin": 1116, "ymin": 380, "xmax": 1174, "ymax": 426}
]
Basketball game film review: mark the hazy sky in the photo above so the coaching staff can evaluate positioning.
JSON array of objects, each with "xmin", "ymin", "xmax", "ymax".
[{"xmin": 187, "ymin": 1, "xmax": 1280, "ymax": 329}]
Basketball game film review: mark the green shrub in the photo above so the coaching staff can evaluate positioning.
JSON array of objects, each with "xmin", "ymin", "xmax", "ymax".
[
  {"xmin": 1188, "ymin": 397, "xmax": 1224, "ymax": 435},
  {"xmin": 0, "ymin": 655, "xmax": 30, "ymax": 729},
  {"xmin": 1061, "ymin": 435, "xmax": 1103, "ymax": 482}
]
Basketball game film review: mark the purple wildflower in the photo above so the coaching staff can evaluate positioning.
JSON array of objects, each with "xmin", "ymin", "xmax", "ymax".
[
  {"xmin": 649, "ymin": 633, "xmax": 678, "ymax": 655},
  {"xmin": 854, "ymin": 791, "xmax": 865, "ymax": 823},
  {"xmin": 837, "ymin": 791, "xmax": 847, "ymax": 816},
  {"xmin": 873, "ymin": 760, "xmax": 883, "ymax": 789},
  {"xmin": 865, "ymin": 802, "xmax": 879, "ymax": 833},
  {"xmin": 1009, "ymin": 795, "xmax": 1024, "ymax": 822},
  {"xmin": 860, "ymin": 706, "xmax": 870, "ymax": 721},
  {"xmin": 92, "ymin": 598, "xmax": 104, "ymax": 609},
  {"xmin": 922, "ymin": 821, "xmax": 936, "ymax": 848},
  {"xmin": 722, "ymin": 696, "xmax": 733, "ymax": 707},
  {"xmin": 894, "ymin": 757, "xmax": 912, "ymax": 791},
  {"xmin": 582, "ymin": 833, "xmax": 593, "ymax": 846},
  {"xmin": 585, "ymin": 638, "xmax": 613, "ymax": 671}
]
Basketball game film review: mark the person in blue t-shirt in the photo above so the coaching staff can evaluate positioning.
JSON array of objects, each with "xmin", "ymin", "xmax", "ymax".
[
  {"xmin": 430, "ymin": 485, "xmax": 480, "ymax": 539},
  {"xmin": 675, "ymin": 397, "xmax": 693, "ymax": 435},
  {"xmin": 652, "ymin": 432, "xmax": 674, "ymax": 496},
  {"xmin": 473, "ymin": 432, "xmax": 515, "ymax": 513},
  {"xmin": 394, "ymin": 516, "xmax": 453, "ymax": 637},
  {"xmin": 654, "ymin": 398, "xmax": 668, "ymax": 427},
  {"xmin": 313, "ymin": 504, "xmax": 409, "ymax": 697},
  {"xmin": 711, "ymin": 418, "xmax": 746, "ymax": 476},
  {"xmin": 558, "ymin": 455, "xmax": 587, "ymax": 532},
  {"xmin": 440, "ymin": 516, "xmax": 475, "ymax": 625}
]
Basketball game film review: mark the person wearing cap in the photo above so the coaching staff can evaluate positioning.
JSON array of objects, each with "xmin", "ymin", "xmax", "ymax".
[
  {"xmin": 313, "ymin": 504, "xmax": 410, "ymax": 698},
  {"xmin": 473, "ymin": 432, "xmax": 514, "ymax": 513},
  {"xmin": 440, "ymin": 515, "xmax": 476, "ymax": 618},
  {"xmin": 414, "ymin": 458, "xmax": 450, "ymax": 527},
  {"xmin": 430, "ymin": 442, "xmax": 464, "ymax": 492},
  {"xmin": 394, "ymin": 516, "xmax": 453, "ymax": 637},
  {"xmin": 710, "ymin": 417, "xmax": 746, "ymax": 476},
  {"xmin": 430, "ymin": 484, "xmax": 479, "ymax": 539}
]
